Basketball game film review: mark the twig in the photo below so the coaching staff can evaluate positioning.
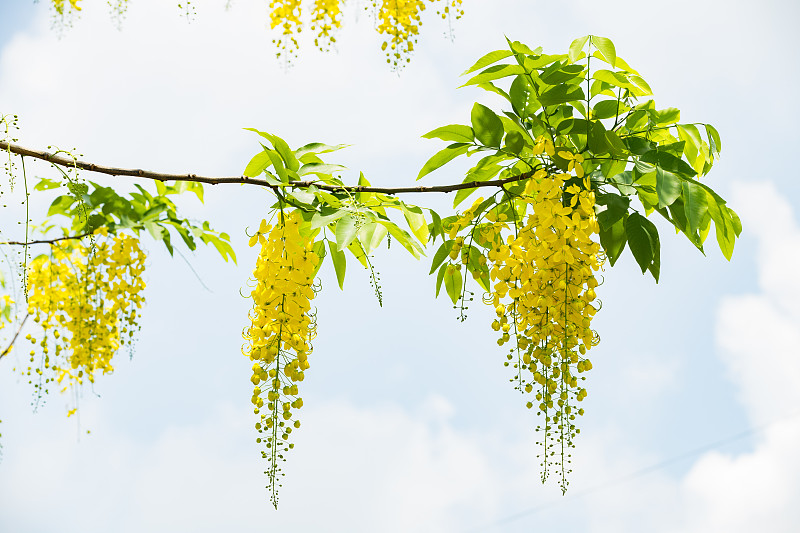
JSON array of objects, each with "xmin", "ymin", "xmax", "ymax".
[
  {"xmin": 0, "ymin": 313, "xmax": 29, "ymax": 361},
  {"xmin": 0, "ymin": 232, "xmax": 92, "ymax": 247}
]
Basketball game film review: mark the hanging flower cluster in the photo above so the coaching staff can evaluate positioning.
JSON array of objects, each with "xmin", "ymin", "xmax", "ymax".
[
  {"xmin": 243, "ymin": 211, "xmax": 320, "ymax": 509},
  {"xmin": 434, "ymin": 0, "xmax": 464, "ymax": 22},
  {"xmin": 495, "ymin": 170, "xmax": 602, "ymax": 491},
  {"xmin": 21, "ymin": 229, "xmax": 146, "ymax": 404},
  {"xmin": 51, "ymin": 0, "xmax": 82, "ymax": 14},
  {"xmin": 376, "ymin": 0, "xmax": 427, "ymax": 69},
  {"xmin": 310, "ymin": 0, "xmax": 344, "ymax": 51},
  {"xmin": 438, "ymin": 140, "xmax": 604, "ymax": 490},
  {"xmin": 269, "ymin": 0, "xmax": 304, "ymax": 62}
]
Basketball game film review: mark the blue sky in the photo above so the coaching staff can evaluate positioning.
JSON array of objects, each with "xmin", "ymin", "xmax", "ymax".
[{"xmin": 1, "ymin": 0, "xmax": 799, "ymax": 531}]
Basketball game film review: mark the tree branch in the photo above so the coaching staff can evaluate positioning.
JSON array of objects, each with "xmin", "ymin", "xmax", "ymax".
[
  {"xmin": 0, "ymin": 233, "xmax": 92, "ymax": 246},
  {"xmin": 0, "ymin": 313, "xmax": 29, "ymax": 361},
  {"xmin": 0, "ymin": 140, "xmax": 534, "ymax": 195}
]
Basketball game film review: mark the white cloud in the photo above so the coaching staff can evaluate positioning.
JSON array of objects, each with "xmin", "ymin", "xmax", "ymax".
[{"xmin": 674, "ymin": 182, "xmax": 800, "ymax": 532}]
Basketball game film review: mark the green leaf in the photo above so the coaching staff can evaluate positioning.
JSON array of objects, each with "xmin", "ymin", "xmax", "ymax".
[
  {"xmin": 417, "ymin": 143, "xmax": 470, "ymax": 180},
  {"xmin": 509, "ymin": 75, "xmax": 533, "ymax": 116},
  {"xmin": 429, "ymin": 240, "xmax": 454, "ymax": 274},
  {"xmin": 298, "ymin": 163, "xmax": 347, "ymax": 178},
  {"xmin": 294, "ymin": 142, "xmax": 349, "ymax": 159},
  {"xmin": 144, "ymin": 220, "xmax": 165, "ymax": 241},
  {"xmin": 335, "ymin": 215, "xmax": 358, "ymax": 251},
  {"xmin": 422, "ymin": 124, "xmax": 474, "ymax": 143},
  {"xmin": 471, "ymin": 103, "xmax": 504, "ymax": 148},
  {"xmin": 358, "ymin": 221, "xmax": 388, "ymax": 255},
  {"xmin": 640, "ymin": 150, "xmax": 697, "ymax": 177},
  {"xmin": 461, "ymin": 49, "xmax": 514, "ymax": 76},
  {"xmin": 435, "ymin": 263, "xmax": 446, "ymax": 297},
  {"xmin": 596, "ymin": 192, "xmax": 630, "ymax": 230},
  {"xmin": 591, "ymin": 36, "xmax": 616, "ymax": 68},
  {"xmin": 379, "ymin": 220, "xmax": 424, "ymax": 258},
  {"xmin": 34, "ymin": 178, "xmax": 62, "ymax": 191},
  {"xmin": 271, "ymin": 135, "xmax": 300, "ymax": 172},
  {"xmin": 476, "ymin": 81, "xmax": 512, "ymax": 103},
  {"xmin": 327, "ymin": 239, "xmax": 346, "ymax": 289},
  {"xmin": 539, "ymin": 64, "xmax": 585, "ymax": 85},
  {"xmin": 453, "ymin": 187, "xmax": 478, "ymax": 208},
  {"xmin": 682, "ymin": 181, "xmax": 708, "ymax": 237},
  {"xmin": 608, "ymin": 171, "xmax": 635, "ymax": 195},
  {"xmin": 705, "ymin": 124, "xmax": 722, "ymax": 156},
  {"xmin": 676, "ymin": 125, "xmax": 700, "ymax": 170},
  {"xmin": 508, "ymin": 40, "xmax": 541, "ymax": 56},
  {"xmin": 599, "ymin": 216, "xmax": 627, "ymax": 266},
  {"xmin": 462, "ymin": 64, "xmax": 525, "ymax": 87},
  {"xmin": 655, "ymin": 167, "xmax": 682, "ymax": 208},
  {"xmin": 538, "ymin": 84, "xmax": 585, "ymax": 107},
  {"xmin": 288, "ymin": 189, "xmax": 315, "ymax": 205},
  {"xmin": 201, "ymin": 231, "xmax": 237, "ymax": 263},
  {"xmin": 625, "ymin": 212, "xmax": 655, "ymax": 275},
  {"xmin": 310, "ymin": 209, "xmax": 346, "ymax": 230},
  {"xmin": 555, "ymin": 118, "xmax": 589, "ymax": 135},
  {"xmin": 347, "ymin": 240, "xmax": 368, "ymax": 268},
  {"xmin": 629, "ymin": 75, "xmax": 653, "ymax": 95},
  {"xmin": 648, "ymin": 228, "xmax": 661, "ymax": 282},
  {"xmin": 504, "ymin": 131, "xmax": 525, "ymax": 154},
  {"xmin": 588, "ymin": 120, "xmax": 611, "ymax": 154},
  {"xmin": 605, "ymin": 130, "xmax": 628, "ymax": 154},
  {"xmin": 568, "ymin": 35, "xmax": 590, "ymax": 63},
  {"xmin": 706, "ymin": 192, "xmax": 736, "ymax": 260},
  {"xmin": 402, "ymin": 205, "xmax": 429, "ymax": 244},
  {"xmin": 592, "ymin": 99, "xmax": 623, "ymax": 119},
  {"xmin": 653, "ymin": 107, "xmax": 681, "ymax": 125},
  {"xmin": 593, "ymin": 70, "xmax": 651, "ymax": 95},
  {"xmin": 311, "ymin": 240, "xmax": 327, "ymax": 278},
  {"xmin": 429, "ymin": 209, "xmax": 443, "ymax": 242},
  {"xmin": 48, "ymin": 195, "xmax": 76, "ymax": 217},
  {"xmin": 444, "ymin": 266, "xmax": 463, "ymax": 305},
  {"xmin": 265, "ymin": 149, "xmax": 288, "ymax": 182}
]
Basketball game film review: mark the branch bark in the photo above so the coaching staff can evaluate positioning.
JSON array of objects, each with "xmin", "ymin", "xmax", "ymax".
[
  {"xmin": 0, "ymin": 313, "xmax": 29, "ymax": 361},
  {"xmin": 1, "ymin": 140, "xmax": 534, "ymax": 195},
  {"xmin": 0, "ymin": 233, "xmax": 93, "ymax": 246}
]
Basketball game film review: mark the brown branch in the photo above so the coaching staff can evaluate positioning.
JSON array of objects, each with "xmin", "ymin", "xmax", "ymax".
[
  {"xmin": 0, "ymin": 313, "xmax": 29, "ymax": 361},
  {"xmin": 1, "ymin": 232, "xmax": 93, "ymax": 247},
  {"xmin": 0, "ymin": 140, "xmax": 534, "ymax": 195}
]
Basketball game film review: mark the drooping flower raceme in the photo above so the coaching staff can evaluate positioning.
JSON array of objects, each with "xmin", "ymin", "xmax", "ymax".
[
  {"xmin": 442, "ymin": 160, "xmax": 604, "ymax": 491},
  {"xmin": 22, "ymin": 230, "xmax": 146, "ymax": 405},
  {"xmin": 243, "ymin": 211, "xmax": 319, "ymax": 509}
]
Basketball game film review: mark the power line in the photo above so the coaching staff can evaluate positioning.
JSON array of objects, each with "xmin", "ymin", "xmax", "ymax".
[{"xmin": 469, "ymin": 409, "xmax": 800, "ymax": 531}]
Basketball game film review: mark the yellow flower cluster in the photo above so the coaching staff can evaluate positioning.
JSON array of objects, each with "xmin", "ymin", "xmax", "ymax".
[
  {"xmin": 435, "ymin": 0, "xmax": 464, "ymax": 21},
  {"xmin": 51, "ymin": 0, "xmax": 82, "ymax": 14},
  {"xmin": 486, "ymin": 170, "xmax": 603, "ymax": 490},
  {"xmin": 377, "ymin": 0, "xmax": 427, "ymax": 69},
  {"xmin": 269, "ymin": 0, "xmax": 303, "ymax": 61},
  {"xmin": 310, "ymin": 0, "xmax": 343, "ymax": 51},
  {"xmin": 440, "ymin": 140, "xmax": 603, "ymax": 489},
  {"xmin": 22, "ymin": 230, "xmax": 146, "ymax": 403},
  {"xmin": 243, "ymin": 211, "xmax": 319, "ymax": 509}
]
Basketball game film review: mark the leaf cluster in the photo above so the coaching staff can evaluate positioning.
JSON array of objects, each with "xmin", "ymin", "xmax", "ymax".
[
  {"xmin": 37, "ymin": 176, "xmax": 235, "ymax": 262},
  {"xmin": 243, "ymin": 129, "xmax": 429, "ymax": 291},
  {"xmin": 419, "ymin": 35, "xmax": 740, "ymax": 281}
]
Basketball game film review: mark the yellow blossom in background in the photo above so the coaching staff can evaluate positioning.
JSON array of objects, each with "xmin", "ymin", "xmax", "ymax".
[
  {"xmin": 46, "ymin": 0, "xmax": 468, "ymax": 68},
  {"xmin": 269, "ymin": 0, "xmax": 303, "ymax": 61},
  {"xmin": 310, "ymin": 0, "xmax": 343, "ymax": 51},
  {"xmin": 376, "ymin": 0, "xmax": 427, "ymax": 69}
]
